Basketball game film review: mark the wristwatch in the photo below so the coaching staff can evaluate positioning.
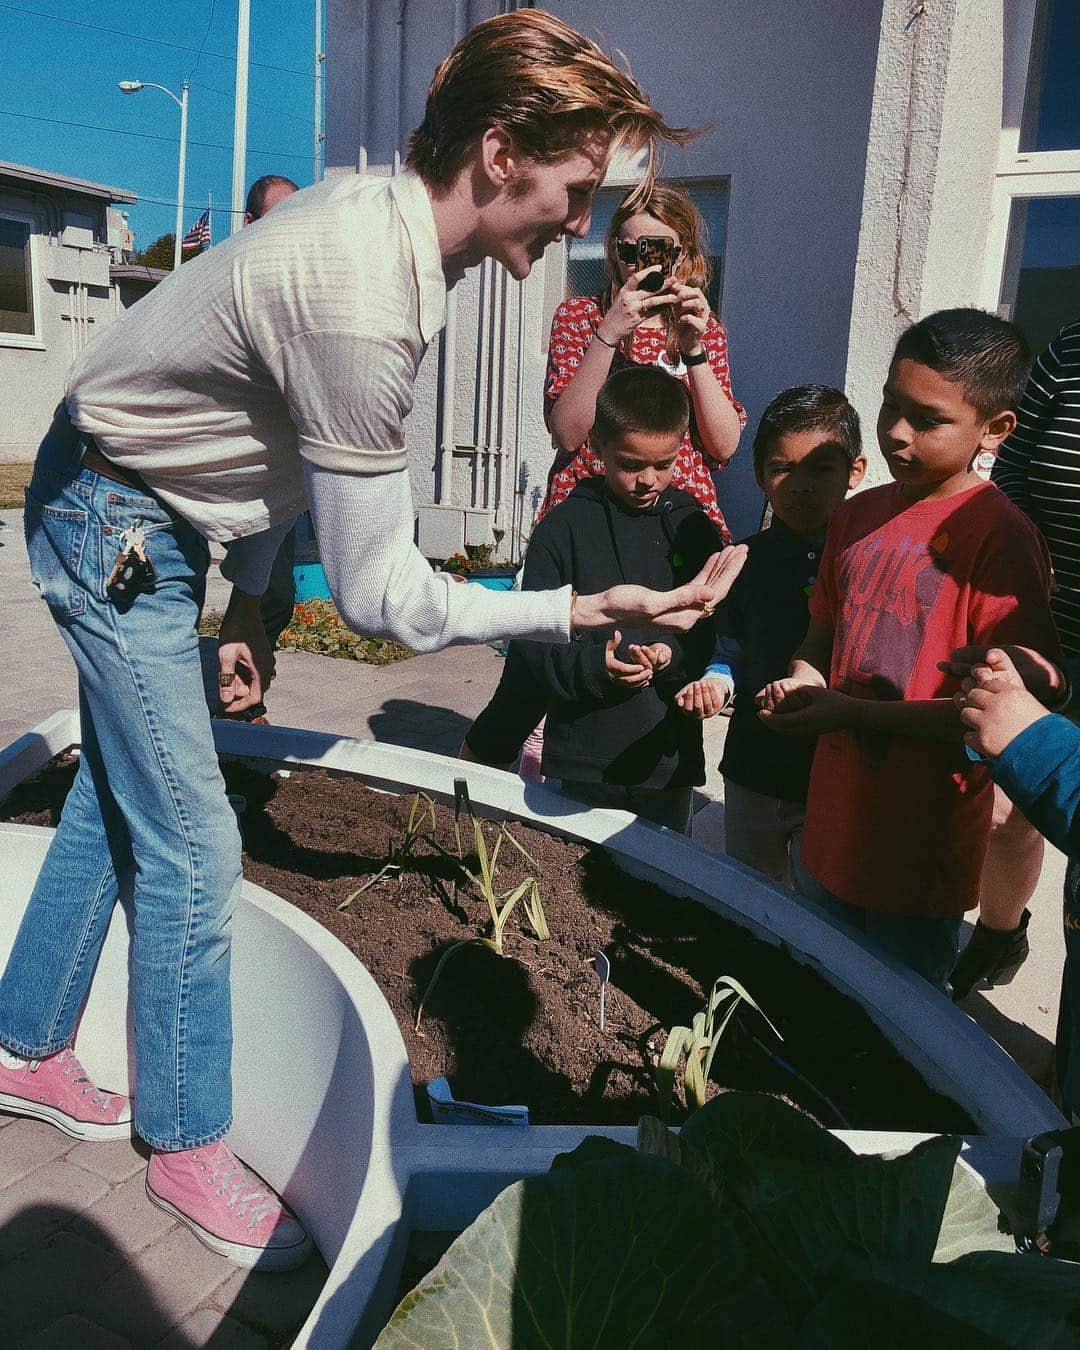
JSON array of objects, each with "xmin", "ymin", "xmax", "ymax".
[{"xmin": 682, "ymin": 349, "xmax": 708, "ymax": 367}]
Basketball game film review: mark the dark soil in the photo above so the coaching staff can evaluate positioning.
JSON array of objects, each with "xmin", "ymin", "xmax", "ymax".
[{"xmin": 3, "ymin": 754, "xmax": 974, "ymax": 1134}]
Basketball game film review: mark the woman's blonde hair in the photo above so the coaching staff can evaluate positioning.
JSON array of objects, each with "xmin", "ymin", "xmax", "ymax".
[
  {"xmin": 601, "ymin": 182, "xmax": 713, "ymax": 364},
  {"xmin": 406, "ymin": 11, "xmax": 692, "ymax": 196}
]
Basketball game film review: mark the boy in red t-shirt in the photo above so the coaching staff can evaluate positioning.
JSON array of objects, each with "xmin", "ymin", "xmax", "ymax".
[{"xmin": 757, "ymin": 309, "xmax": 1060, "ymax": 991}]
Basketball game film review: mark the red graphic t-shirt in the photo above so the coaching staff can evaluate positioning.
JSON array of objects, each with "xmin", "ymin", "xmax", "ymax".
[
  {"xmin": 540, "ymin": 295, "xmax": 745, "ymax": 539},
  {"xmin": 802, "ymin": 481, "xmax": 1059, "ymax": 917}
]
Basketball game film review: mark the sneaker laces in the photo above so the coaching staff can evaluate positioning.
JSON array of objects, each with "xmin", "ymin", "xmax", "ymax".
[
  {"xmin": 30, "ymin": 1049, "xmax": 119, "ymax": 1111},
  {"xmin": 201, "ymin": 1143, "xmax": 279, "ymax": 1229}
]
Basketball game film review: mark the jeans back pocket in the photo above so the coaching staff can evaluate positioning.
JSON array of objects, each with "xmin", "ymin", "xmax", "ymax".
[{"xmin": 24, "ymin": 488, "xmax": 90, "ymax": 619}]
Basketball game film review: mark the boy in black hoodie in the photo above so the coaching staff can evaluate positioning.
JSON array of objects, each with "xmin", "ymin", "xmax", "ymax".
[{"xmin": 467, "ymin": 366, "xmax": 723, "ymax": 831}]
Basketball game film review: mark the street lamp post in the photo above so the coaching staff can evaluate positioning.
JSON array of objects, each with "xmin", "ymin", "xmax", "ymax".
[{"xmin": 118, "ymin": 79, "xmax": 190, "ymax": 271}]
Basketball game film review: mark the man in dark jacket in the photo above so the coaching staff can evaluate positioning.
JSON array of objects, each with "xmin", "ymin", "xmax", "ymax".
[{"xmin": 468, "ymin": 366, "xmax": 722, "ymax": 830}]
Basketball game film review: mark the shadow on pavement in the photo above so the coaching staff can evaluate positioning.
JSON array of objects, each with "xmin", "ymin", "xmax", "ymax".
[
  {"xmin": 960, "ymin": 986, "xmax": 1056, "ymax": 1090},
  {"xmin": 0, "ymin": 1204, "xmax": 193, "ymax": 1347},
  {"xmin": 368, "ymin": 698, "xmax": 472, "ymax": 758}
]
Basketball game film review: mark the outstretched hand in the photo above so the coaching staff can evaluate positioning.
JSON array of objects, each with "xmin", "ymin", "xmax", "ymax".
[{"xmin": 576, "ymin": 547, "xmax": 747, "ymax": 635}]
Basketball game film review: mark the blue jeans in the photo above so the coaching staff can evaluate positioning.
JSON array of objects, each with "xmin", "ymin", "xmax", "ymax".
[
  {"xmin": 791, "ymin": 843, "xmax": 963, "ymax": 995},
  {"xmin": 0, "ymin": 412, "xmax": 241, "ymax": 1149}
]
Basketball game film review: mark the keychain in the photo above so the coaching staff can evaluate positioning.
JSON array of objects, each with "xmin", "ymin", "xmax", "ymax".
[{"xmin": 106, "ymin": 523, "xmax": 157, "ymax": 601}]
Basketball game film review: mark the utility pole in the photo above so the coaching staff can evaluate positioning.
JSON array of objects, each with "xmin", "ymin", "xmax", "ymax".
[
  {"xmin": 314, "ymin": 0, "xmax": 324, "ymax": 182},
  {"xmin": 230, "ymin": 0, "xmax": 250, "ymax": 234},
  {"xmin": 174, "ymin": 81, "xmax": 189, "ymax": 268}
]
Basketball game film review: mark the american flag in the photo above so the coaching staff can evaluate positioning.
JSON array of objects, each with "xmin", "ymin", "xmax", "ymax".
[{"xmin": 181, "ymin": 210, "xmax": 211, "ymax": 251}]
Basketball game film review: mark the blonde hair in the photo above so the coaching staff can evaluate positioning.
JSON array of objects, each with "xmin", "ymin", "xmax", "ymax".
[
  {"xmin": 602, "ymin": 182, "xmax": 713, "ymax": 364},
  {"xmin": 406, "ymin": 11, "xmax": 692, "ymax": 195}
]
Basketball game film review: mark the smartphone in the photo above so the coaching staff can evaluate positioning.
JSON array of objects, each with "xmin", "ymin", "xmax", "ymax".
[{"xmin": 636, "ymin": 236, "xmax": 677, "ymax": 293}]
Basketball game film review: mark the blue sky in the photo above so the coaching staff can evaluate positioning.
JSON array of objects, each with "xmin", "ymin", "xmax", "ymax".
[{"xmin": 0, "ymin": 1, "xmax": 320, "ymax": 249}]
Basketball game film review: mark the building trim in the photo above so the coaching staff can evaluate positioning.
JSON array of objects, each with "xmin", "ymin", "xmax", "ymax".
[{"xmin": 0, "ymin": 160, "xmax": 137, "ymax": 205}]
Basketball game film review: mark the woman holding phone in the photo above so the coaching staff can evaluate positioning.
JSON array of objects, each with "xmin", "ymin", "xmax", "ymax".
[{"xmin": 543, "ymin": 182, "xmax": 745, "ymax": 538}]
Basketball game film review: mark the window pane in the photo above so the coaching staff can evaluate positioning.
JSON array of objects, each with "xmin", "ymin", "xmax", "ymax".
[
  {"xmin": 1020, "ymin": 0, "xmax": 1080, "ymax": 152},
  {"xmin": 1000, "ymin": 196, "xmax": 1080, "ymax": 356},
  {"xmin": 0, "ymin": 219, "xmax": 33, "ymax": 336},
  {"xmin": 566, "ymin": 181, "xmax": 728, "ymax": 315}
]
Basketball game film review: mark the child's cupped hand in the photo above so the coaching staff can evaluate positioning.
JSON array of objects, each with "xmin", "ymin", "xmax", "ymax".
[
  {"xmin": 755, "ymin": 685, "xmax": 843, "ymax": 736},
  {"xmin": 630, "ymin": 641, "xmax": 672, "ymax": 672},
  {"xmin": 604, "ymin": 632, "xmax": 670, "ymax": 688},
  {"xmin": 675, "ymin": 678, "xmax": 730, "ymax": 719},
  {"xmin": 755, "ymin": 676, "xmax": 814, "ymax": 714},
  {"xmin": 955, "ymin": 648, "xmax": 1051, "ymax": 759},
  {"xmin": 939, "ymin": 642, "xmax": 1065, "ymax": 704}
]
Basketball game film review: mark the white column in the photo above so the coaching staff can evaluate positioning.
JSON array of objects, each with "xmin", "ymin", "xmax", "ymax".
[
  {"xmin": 231, "ymin": 0, "xmax": 250, "ymax": 234},
  {"xmin": 174, "ymin": 80, "xmax": 189, "ymax": 270}
]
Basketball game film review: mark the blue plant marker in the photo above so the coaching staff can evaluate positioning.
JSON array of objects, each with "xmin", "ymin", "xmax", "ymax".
[
  {"xmin": 595, "ymin": 950, "xmax": 611, "ymax": 1031},
  {"xmin": 427, "ymin": 1077, "xmax": 529, "ymax": 1127}
]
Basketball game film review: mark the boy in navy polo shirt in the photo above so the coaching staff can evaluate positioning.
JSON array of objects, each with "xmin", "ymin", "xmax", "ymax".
[
  {"xmin": 467, "ymin": 366, "xmax": 727, "ymax": 831},
  {"xmin": 676, "ymin": 386, "xmax": 865, "ymax": 882}
]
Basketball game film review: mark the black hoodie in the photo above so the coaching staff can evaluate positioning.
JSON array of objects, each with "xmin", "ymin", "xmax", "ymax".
[{"xmin": 500, "ymin": 477, "xmax": 722, "ymax": 788}]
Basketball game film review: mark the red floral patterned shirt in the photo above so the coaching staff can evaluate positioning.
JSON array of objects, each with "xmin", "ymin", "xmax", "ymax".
[{"xmin": 541, "ymin": 294, "xmax": 746, "ymax": 539}]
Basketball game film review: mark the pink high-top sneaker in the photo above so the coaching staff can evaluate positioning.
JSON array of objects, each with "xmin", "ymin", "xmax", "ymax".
[
  {"xmin": 0, "ymin": 1046, "xmax": 132, "ymax": 1141},
  {"xmin": 147, "ymin": 1140, "xmax": 313, "ymax": 1271}
]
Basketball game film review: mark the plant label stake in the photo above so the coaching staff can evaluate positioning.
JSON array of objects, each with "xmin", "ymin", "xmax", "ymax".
[
  {"xmin": 427, "ymin": 1077, "xmax": 529, "ymax": 1128},
  {"xmin": 595, "ymin": 950, "xmax": 610, "ymax": 1031}
]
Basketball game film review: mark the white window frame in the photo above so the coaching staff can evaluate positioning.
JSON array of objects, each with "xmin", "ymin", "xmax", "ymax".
[
  {"xmin": 978, "ymin": 0, "xmax": 1080, "ymax": 314},
  {"xmin": 0, "ymin": 209, "xmax": 44, "ymax": 350}
]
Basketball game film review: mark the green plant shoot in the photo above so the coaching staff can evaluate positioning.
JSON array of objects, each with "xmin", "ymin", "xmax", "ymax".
[
  {"xmin": 658, "ymin": 976, "xmax": 782, "ymax": 1118},
  {"xmin": 415, "ymin": 780, "xmax": 551, "ymax": 1030},
  {"xmin": 338, "ymin": 792, "xmax": 437, "ymax": 909}
]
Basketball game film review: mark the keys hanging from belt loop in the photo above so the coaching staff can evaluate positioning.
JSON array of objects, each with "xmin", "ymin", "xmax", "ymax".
[
  {"xmin": 107, "ymin": 521, "xmax": 157, "ymax": 601},
  {"xmin": 121, "ymin": 522, "xmax": 147, "ymax": 558}
]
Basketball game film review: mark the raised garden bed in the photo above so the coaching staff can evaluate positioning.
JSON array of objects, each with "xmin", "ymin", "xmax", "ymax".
[{"xmin": 3, "ymin": 749, "xmax": 973, "ymax": 1133}]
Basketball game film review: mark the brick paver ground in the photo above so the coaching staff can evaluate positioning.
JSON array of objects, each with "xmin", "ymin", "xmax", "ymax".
[{"xmin": 0, "ymin": 1113, "xmax": 326, "ymax": 1347}]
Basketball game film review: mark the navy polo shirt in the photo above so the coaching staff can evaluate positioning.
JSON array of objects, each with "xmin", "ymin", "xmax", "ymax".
[{"xmin": 717, "ymin": 518, "xmax": 823, "ymax": 804}]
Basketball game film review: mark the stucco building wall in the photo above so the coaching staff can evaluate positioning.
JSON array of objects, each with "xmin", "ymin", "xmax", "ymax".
[
  {"xmin": 1, "ymin": 175, "xmax": 130, "ymax": 461},
  {"xmin": 845, "ymin": 0, "xmax": 1005, "ymax": 488},
  {"xmin": 326, "ymin": 1, "xmax": 1016, "ymax": 552},
  {"xmin": 551, "ymin": 1, "xmax": 884, "ymax": 539}
]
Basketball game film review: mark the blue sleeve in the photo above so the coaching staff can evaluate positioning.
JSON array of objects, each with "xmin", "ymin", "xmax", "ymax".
[
  {"xmin": 991, "ymin": 714, "xmax": 1080, "ymax": 857},
  {"xmin": 706, "ymin": 635, "xmax": 744, "ymax": 686}
]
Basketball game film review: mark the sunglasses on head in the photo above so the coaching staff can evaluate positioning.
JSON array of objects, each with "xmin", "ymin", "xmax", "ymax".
[{"xmin": 616, "ymin": 238, "xmax": 682, "ymax": 267}]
